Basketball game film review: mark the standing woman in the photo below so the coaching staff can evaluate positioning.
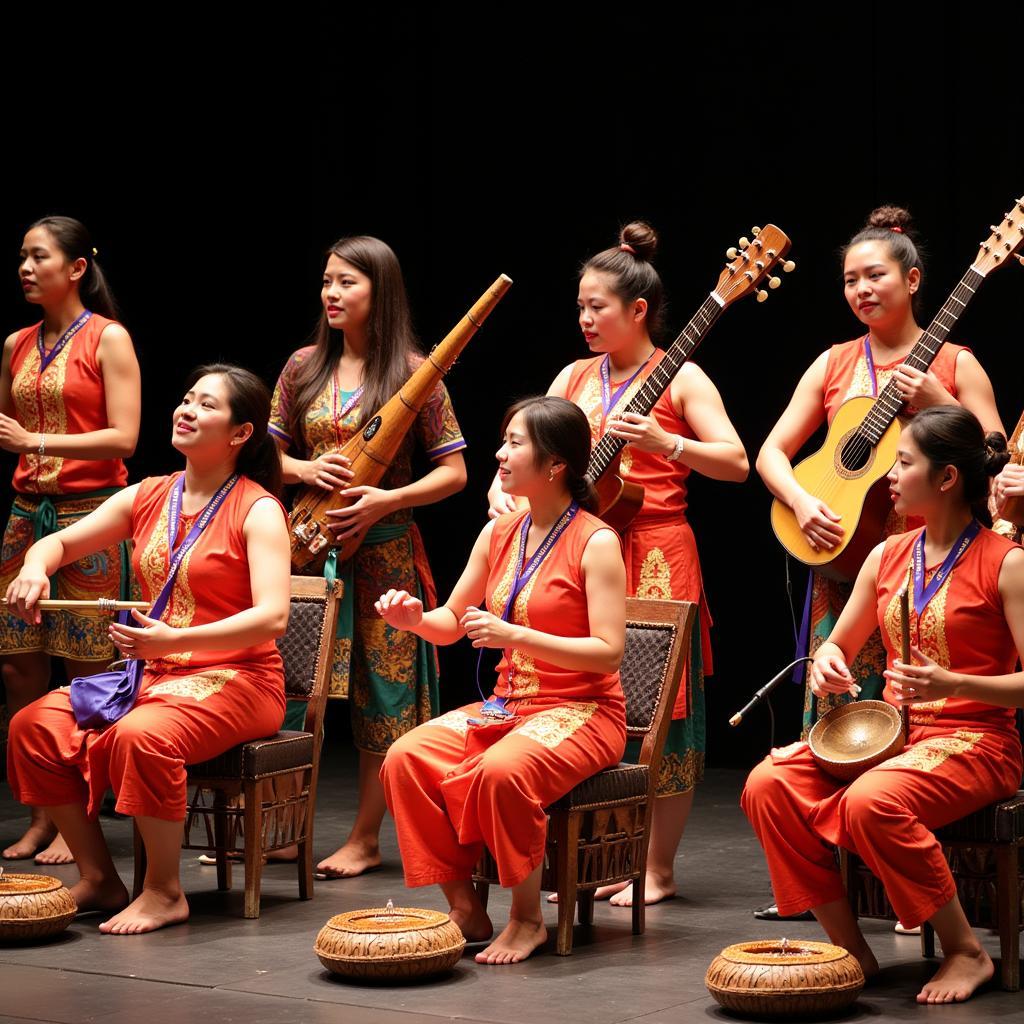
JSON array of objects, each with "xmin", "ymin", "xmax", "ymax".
[
  {"xmin": 270, "ymin": 236, "xmax": 467, "ymax": 879},
  {"xmin": 488, "ymin": 222, "xmax": 749, "ymax": 906},
  {"xmin": 757, "ymin": 206, "xmax": 1003, "ymax": 735},
  {"xmin": 1, "ymin": 217, "xmax": 141, "ymax": 864}
]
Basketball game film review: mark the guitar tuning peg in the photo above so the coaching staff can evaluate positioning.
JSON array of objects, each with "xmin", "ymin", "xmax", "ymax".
[
  {"xmin": 726, "ymin": 247, "xmax": 738, "ymax": 259},
  {"xmin": 768, "ymin": 276, "xmax": 781, "ymax": 289},
  {"xmin": 752, "ymin": 226, "xmax": 761, "ymax": 237},
  {"xmin": 991, "ymin": 225, "xmax": 1003, "ymax": 239},
  {"xmin": 739, "ymin": 236, "xmax": 751, "ymax": 249},
  {"xmin": 782, "ymin": 260, "xmax": 796, "ymax": 273},
  {"xmin": 1015, "ymin": 254, "xmax": 1024, "ymax": 268},
  {"xmin": 756, "ymin": 289, "xmax": 768, "ymax": 303}
]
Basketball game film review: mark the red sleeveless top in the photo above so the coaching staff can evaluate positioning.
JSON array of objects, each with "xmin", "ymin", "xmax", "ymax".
[
  {"xmin": 9, "ymin": 314, "xmax": 129, "ymax": 494},
  {"xmin": 876, "ymin": 526, "xmax": 1020, "ymax": 732},
  {"xmin": 565, "ymin": 350, "xmax": 695, "ymax": 520},
  {"xmin": 486, "ymin": 508, "xmax": 624, "ymax": 704}
]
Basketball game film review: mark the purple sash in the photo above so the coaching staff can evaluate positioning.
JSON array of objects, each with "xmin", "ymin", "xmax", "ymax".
[
  {"xmin": 911, "ymin": 519, "xmax": 981, "ymax": 618},
  {"xmin": 69, "ymin": 473, "xmax": 239, "ymax": 729},
  {"xmin": 37, "ymin": 310, "xmax": 93, "ymax": 374},
  {"xmin": 477, "ymin": 503, "xmax": 580, "ymax": 718}
]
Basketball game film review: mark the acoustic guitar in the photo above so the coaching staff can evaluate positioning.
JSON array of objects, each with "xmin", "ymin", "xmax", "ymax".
[
  {"xmin": 770, "ymin": 197, "xmax": 1024, "ymax": 581},
  {"xmin": 590, "ymin": 224, "xmax": 794, "ymax": 533}
]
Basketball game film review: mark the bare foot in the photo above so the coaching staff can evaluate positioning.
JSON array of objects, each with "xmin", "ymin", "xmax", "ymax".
[
  {"xmin": 98, "ymin": 888, "xmax": 189, "ymax": 935},
  {"xmin": 475, "ymin": 917, "xmax": 547, "ymax": 965},
  {"xmin": 69, "ymin": 876, "xmax": 130, "ymax": 915},
  {"xmin": 268, "ymin": 843, "xmax": 298, "ymax": 863},
  {"xmin": 316, "ymin": 840, "xmax": 381, "ymax": 879},
  {"xmin": 448, "ymin": 904, "xmax": 494, "ymax": 943},
  {"xmin": 548, "ymin": 880, "xmax": 627, "ymax": 904},
  {"xmin": 609, "ymin": 871, "xmax": 677, "ymax": 907},
  {"xmin": 917, "ymin": 948, "xmax": 993, "ymax": 1004},
  {"xmin": 35, "ymin": 833, "xmax": 75, "ymax": 865},
  {"xmin": 3, "ymin": 821, "xmax": 57, "ymax": 860}
]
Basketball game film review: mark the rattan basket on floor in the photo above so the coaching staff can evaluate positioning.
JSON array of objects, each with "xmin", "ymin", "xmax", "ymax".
[
  {"xmin": 315, "ymin": 905, "xmax": 465, "ymax": 980},
  {"xmin": 0, "ymin": 872, "xmax": 76, "ymax": 942},
  {"xmin": 706, "ymin": 938, "xmax": 864, "ymax": 1017}
]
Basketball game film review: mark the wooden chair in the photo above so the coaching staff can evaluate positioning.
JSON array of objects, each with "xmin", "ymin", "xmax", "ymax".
[
  {"xmin": 473, "ymin": 597, "xmax": 695, "ymax": 955},
  {"xmin": 133, "ymin": 576, "xmax": 341, "ymax": 918},
  {"xmin": 841, "ymin": 786, "xmax": 1024, "ymax": 991}
]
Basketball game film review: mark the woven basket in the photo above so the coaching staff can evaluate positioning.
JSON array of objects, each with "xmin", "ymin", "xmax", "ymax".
[
  {"xmin": 315, "ymin": 906, "xmax": 465, "ymax": 980},
  {"xmin": 0, "ymin": 872, "xmax": 77, "ymax": 942},
  {"xmin": 706, "ymin": 938, "xmax": 864, "ymax": 1017}
]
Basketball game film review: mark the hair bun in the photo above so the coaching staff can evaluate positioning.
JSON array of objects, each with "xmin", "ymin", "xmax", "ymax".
[
  {"xmin": 984, "ymin": 431, "xmax": 1011, "ymax": 476},
  {"xmin": 866, "ymin": 205, "xmax": 914, "ymax": 235},
  {"xmin": 619, "ymin": 221, "xmax": 658, "ymax": 262}
]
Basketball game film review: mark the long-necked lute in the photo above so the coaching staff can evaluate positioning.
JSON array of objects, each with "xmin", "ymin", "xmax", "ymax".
[
  {"xmin": 290, "ymin": 273, "xmax": 512, "ymax": 572},
  {"xmin": 1000, "ymin": 406, "xmax": 1024, "ymax": 540},
  {"xmin": 589, "ymin": 224, "xmax": 794, "ymax": 534},
  {"xmin": 770, "ymin": 196, "xmax": 1024, "ymax": 582}
]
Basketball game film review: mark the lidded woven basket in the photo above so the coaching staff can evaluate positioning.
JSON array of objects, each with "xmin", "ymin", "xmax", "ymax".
[{"xmin": 0, "ymin": 871, "xmax": 77, "ymax": 942}]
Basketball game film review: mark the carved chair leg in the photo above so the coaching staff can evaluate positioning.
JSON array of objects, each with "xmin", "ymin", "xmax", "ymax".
[
  {"xmin": 554, "ymin": 810, "xmax": 581, "ymax": 956},
  {"xmin": 212, "ymin": 788, "xmax": 232, "ymax": 892},
  {"xmin": 296, "ymin": 770, "xmax": 314, "ymax": 901},
  {"xmin": 921, "ymin": 921, "xmax": 936, "ymax": 959},
  {"xmin": 995, "ymin": 844, "xmax": 1021, "ymax": 991},
  {"xmin": 132, "ymin": 820, "xmax": 146, "ymax": 899},
  {"xmin": 577, "ymin": 890, "xmax": 595, "ymax": 927},
  {"xmin": 474, "ymin": 879, "xmax": 491, "ymax": 912},
  {"xmin": 243, "ymin": 778, "xmax": 265, "ymax": 919}
]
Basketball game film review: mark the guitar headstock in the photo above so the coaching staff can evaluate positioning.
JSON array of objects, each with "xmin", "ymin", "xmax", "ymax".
[
  {"xmin": 713, "ymin": 223, "xmax": 794, "ymax": 307},
  {"xmin": 972, "ymin": 197, "xmax": 1024, "ymax": 277}
]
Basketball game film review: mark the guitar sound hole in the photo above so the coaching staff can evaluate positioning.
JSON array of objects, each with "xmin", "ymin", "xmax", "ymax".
[{"xmin": 839, "ymin": 433, "xmax": 872, "ymax": 473}]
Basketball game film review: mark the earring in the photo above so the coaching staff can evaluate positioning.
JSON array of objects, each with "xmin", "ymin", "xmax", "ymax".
[{"xmin": 549, "ymin": 469, "xmax": 555, "ymax": 481}]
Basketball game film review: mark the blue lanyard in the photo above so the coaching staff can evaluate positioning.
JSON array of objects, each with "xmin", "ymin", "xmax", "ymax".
[
  {"xmin": 36, "ymin": 310, "xmax": 93, "ymax": 373},
  {"xmin": 911, "ymin": 519, "xmax": 981, "ymax": 618},
  {"xmin": 599, "ymin": 353, "xmax": 652, "ymax": 419},
  {"xmin": 862, "ymin": 335, "xmax": 878, "ymax": 397}
]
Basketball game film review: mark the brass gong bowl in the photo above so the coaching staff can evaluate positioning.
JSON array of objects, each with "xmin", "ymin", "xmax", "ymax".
[{"xmin": 808, "ymin": 699, "xmax": 904, "ymax": 781}]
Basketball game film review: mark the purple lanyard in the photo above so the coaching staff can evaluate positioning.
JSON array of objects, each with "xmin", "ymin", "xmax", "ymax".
[
  {"xmin": 333, "ymin": 380, "xmax": 363, "ymax": 421},
  {"xmin": 151, "ymin": 473, "xmax": 239, "ymax": 621},
  {"xmin": 862, "ymin": 335, "xmax": 878, "ymax": 397},
  {"xmin": 599, "ymin": 353, "xmax": 652, "ymax": 419},
  {"xmin": 911, "ymin": 519, "xmax": 981, "ymax": 618},
  {"xmin": 37, "ymin": 310, "xmax": 93, "ymax": 374},
  {"xmin": 476, "ymin": 503, "xmax": 580, "ymax": 718}
]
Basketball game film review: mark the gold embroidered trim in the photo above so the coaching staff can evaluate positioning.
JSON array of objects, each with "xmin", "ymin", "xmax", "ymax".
[
  {"xmin": 147, "ymin": 669, "xmax": 236, "ymax": 701},
  {"xmin": 512, "ymin": 702, "xmax": 597, "ymax": 749}
]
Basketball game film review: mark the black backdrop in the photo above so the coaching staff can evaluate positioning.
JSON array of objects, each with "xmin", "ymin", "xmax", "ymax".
[{"xmin": 2, "ymin": 7, "xmax": 1021, "ymax": 769}]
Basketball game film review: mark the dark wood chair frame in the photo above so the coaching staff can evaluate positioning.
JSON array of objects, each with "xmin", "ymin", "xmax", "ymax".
[{"xmin": 473, "ymin": 597, "xmax": 696, "ymax": 955}]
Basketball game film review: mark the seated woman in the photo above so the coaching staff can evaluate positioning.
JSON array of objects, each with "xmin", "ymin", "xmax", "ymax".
[
  {"xmin": 5, "ymin": 364, "xmax": 291, "ymax": 935},
  {"xmin": 378, "ymin": 396, "xmax": 626, "ymax": 965},
  {"xmin": 742, "ymin": 405, "xmax": 1024, "ymax": 1005}
]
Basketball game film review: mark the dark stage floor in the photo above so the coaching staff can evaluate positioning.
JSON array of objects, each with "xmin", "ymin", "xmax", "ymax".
[{"xmin": 1, "ymin": 751, "xmax": 1021, "ymax": 1024}]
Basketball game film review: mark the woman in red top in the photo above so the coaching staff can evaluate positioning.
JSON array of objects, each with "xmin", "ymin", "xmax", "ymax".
[
  {"xmin": 488, "ymin": 222, "xmax": 747, "ymax": 906},
  {"xmin": 381, "ymin": 396, "xmax": 626, "ymax": 965},
  {"xmin": 5, "ymin": 365, "xmax": 290, "ymax": 935},
  {"xmin": 743, "ymin": 406, "xmax": 1024, "ymax": 1004},
  {"xmin": 1, "ymin": 216, "xmax": 141, "ymax": 864},
  {"xmin": 756, "ymin": 206, "xmax": 1004, "ymax": 736}
]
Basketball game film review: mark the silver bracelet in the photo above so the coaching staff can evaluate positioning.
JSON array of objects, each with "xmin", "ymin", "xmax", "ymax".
[
  {"xmin": 37, "ymin": 434, "xmax": 45, "ymax": 458},
  {"xmin": 665, "ymin": 434, "xmax": 685, "ymax": 462}
]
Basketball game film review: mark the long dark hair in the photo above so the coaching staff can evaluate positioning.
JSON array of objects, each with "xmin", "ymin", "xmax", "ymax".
[
  {"xmin": 286, "ymin": 236, "xmax": 419, "ymax": 448},
  {"xmin": 187, "ymin": 364, "xmax": 282, "ymax": 498},
  {"xmin": 580, "ymin": 221, "xmax": 665, "ymax": 340},
  {"xmin": 500, "ymin": 396, "xmax": 598, "ymax": 512},
  {"xmin": 28, "ymin": 216, "xmax": 118, "ymax": 320},
  {"xmin": 906, "ymin": 406, "xmax": 1009, "ymax": 526},
  {"xmin": 841, "ymin": 205, "xmax": 925, "ymax": 316}
]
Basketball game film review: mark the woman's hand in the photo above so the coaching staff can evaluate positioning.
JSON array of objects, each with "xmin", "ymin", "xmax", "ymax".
[
  {"xmin": 809, "ymin": 651, "xmax": 861, "ymax": 697},
  {"xmin": 109, "ymin": 609, "xmax": 182, "ymax": 660},
  {"xmin": 325, "ymin": 486, "xmax": 397, "ymax": 540},
  {"xmin": 892, "ymin": 365, "xmax": 954, "ymax": 409},
  {"xmin": 375, "ymin": 589, "xmax": 424, "ymax": 630},
  {"xmin": 607, "ymin": 412, "xmax": 673, "ymax": 455},
  {"xmin": 487, "ymin": 483, "xmax": 519, "ymax": 520},
  {"xmin": 5, "ymin": 568, "xmax": 51, "ymax": 625},
  {"xmin": 299, "ymin": 452, "xmax": 353, "ymax": 492},
  {"xmin": 885, "ymin": 646, "xmax": 960, "ymax": 704},
  {"xmin": 994, "ymin": 464, "xmax": 1024, "ymax": 521},
  {"xmin": 0, "ymin": 413, "xmax": 35, "ymax": 454},
  {"xmin": 791, "ymin": 491, "xmax": 845, "ymax": 551},
  {"xmin": 460, "ymin": 606, "xmax": 516, "ymax": 649}
]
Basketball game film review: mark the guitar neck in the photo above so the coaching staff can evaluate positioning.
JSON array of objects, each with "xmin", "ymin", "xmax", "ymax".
[
  {"xmin": 859, "ymin": 266, "xmax": 985, "ymax": 443},
  {"xmin": 587, "ymin": 294, "xmax": 724, "ymax": 479}
]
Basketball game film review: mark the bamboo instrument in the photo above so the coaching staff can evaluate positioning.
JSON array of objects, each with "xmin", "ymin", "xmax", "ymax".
[
  {"xmin": 289, "ymin": 273, "xmax": 513, "ymax": 572},
  {"xmin": 899, "ymin": 586, "xmax": 911, "ymax": 742},
  {"xmin": 2, "ymin": 599, "xmax": 151, "ymax": 614}
]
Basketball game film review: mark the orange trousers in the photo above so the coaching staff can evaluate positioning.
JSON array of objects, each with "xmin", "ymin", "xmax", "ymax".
[
  {"xmin": 381, "ymin": 697, "xmax": 625, "ymax": 888},
  {"xmin": 741, "ymin": 724, "xmax": 1022, "ymax": 928},
  {"xmin": 7, "ymin": 671, "xmax": 285, "ymax": 822}
]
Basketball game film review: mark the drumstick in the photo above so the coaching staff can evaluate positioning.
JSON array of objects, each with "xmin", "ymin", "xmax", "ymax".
[
  {"xmin": 2, "ymin": 599, "xmax": 151, "ymax": 614},
  {"xmin": 899, "ymin": 586, "xmax": 911, "ymax": 742}
]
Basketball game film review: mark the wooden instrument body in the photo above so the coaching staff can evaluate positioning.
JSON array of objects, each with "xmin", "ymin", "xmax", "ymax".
[
  {"xmin": 288, "ymin": 275, "xmax": 512, "ymax": 572},
  {"xmin": 770, "ymin": 395, "xmax": 902, "ymax": 582},
  {"xmin": 592, "ymin": 453, "xmax": 644, "ymax": 534},
  {"xmin": 1001, "ymin": 407, "xmax": 1024, "ymax": 530}
]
